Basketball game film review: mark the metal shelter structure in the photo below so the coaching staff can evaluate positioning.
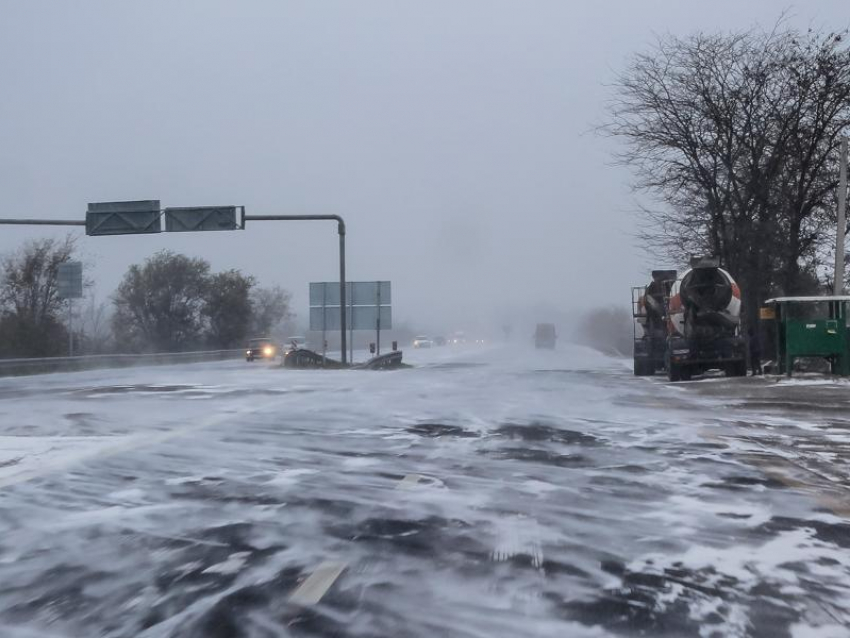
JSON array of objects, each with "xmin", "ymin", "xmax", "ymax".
[{"xmin": 763, "ymin": 296, "xmax": 850, "ymax": 377}]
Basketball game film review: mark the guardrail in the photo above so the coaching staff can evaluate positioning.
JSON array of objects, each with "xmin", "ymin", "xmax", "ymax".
[
  {"xmin": 353, "ymin": 351, "xmax": 405, "ymax": 370},
  {"xmin": 0, "ymin": 349, "xmax": 245, "ymax": 378}
]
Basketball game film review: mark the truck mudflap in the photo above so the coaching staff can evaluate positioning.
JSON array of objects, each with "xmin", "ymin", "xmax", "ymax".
[{"xmin": 634, "ymin": 338, "xmax": 667, "ymax": 376}]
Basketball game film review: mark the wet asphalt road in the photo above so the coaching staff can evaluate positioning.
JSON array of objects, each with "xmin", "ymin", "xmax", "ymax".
[{"xmin": 0, "ymin": 345, "xmax": 848, "ymax": 637}]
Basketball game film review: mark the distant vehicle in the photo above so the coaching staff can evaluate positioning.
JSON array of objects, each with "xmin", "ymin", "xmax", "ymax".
[
  {"xmin": 632, "ymin": 270, "xmax": 676, "ymax": 376},
  {"xmin": 286, "ymin": 336, "xmax": 307, "ymax": 351},
  {"xmin": 449, "ymin": 332, "xmax": 466, "ymax": 344},
  {"xmin": 433, "ymin": 336, "xmax": 447, "ymax": 346},
  {"xmin": 534, "ymin": 324, "xmax": 557, "ymax": 349},
  {"xmin": 413, "ymin": 335, "xmax": 433, "ymax": 348},
  {"xmin": 246, "ymin": 338, "xmax": 278, "ymax": 361}
]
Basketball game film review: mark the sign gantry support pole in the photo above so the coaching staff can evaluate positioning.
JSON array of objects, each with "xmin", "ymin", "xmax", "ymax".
[{"xmin": 245, "ymin": 215, "xmax": 347, "ymax": 365}]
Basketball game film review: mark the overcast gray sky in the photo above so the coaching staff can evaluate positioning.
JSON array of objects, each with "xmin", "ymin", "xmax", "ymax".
[{"xmin": 1, "ymin": 1, "xmax": 846, "ymax": 333}]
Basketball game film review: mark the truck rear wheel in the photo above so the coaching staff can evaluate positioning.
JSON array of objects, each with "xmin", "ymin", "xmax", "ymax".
[
  {"xmin": 667, "ymin": 363, "xmax": 681, "ymax": 382},
  {"xmin": 634, "ymin": 359, "xmax": 653, "ymax": 376},
  {"xmin": 725, "ymin": 360, "xmax": 746, "ymax": 377}
]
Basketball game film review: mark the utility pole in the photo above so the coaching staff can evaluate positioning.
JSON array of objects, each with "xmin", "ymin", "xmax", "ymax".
[{"xmin": 836, "ymin": 137, "xmax": 848, "ymax": 295}]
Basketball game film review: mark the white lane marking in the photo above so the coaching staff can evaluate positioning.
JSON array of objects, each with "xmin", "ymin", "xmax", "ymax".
[
  {"xmin": 490, "ymin": 515, "xmax": 544, "ymax": 568},
  {"xmin": 289, "ymin": 561, "xmax": 347, "ymax": 605},
  {"xmin": 202, "ymin": 552, "xmax": 251, "ymax": 575},
  {"xmin": 130, "ymin": 529, "xmax": 231, "ymax": 549},
  {"xmin": 396, "ymin": 473, "xmax": 422, "ymax": 489}
]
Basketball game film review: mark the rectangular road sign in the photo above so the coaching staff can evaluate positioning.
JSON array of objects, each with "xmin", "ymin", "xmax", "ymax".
[
  {"xmin": 309, "ymin": 281, "xmax": 391, "ymax": 307},
  {"xmin": 56, "ymin": 261, "xmax": 83, "ymax": 299},
  {"xmin": 164, "ymin": 206, "xmax": 243, "ymax": 232},
  {"xmin": 86, "ymin": 200, "xmax": 161, "ymax": 236},
  {"xmin": 309, "ymin": 305, "xmax": 392, "ymax": 331},
  {"xmin": 309, "ymin": 281, "xmax": 392, "ymax": 332}
]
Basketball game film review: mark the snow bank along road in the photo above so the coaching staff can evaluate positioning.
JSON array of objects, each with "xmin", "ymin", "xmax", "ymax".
[{"xmin": 0, "ymin": 345, "xmax": 848, "ymax": 638}]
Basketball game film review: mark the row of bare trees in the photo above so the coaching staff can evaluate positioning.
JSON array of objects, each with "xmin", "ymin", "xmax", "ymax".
[
  {"xmin": 0, "ymin": 238, "xmax": 293, "ymax": 357},
  {"xmin": 608, "ymin": 24, "xmax": 850, "ymax": 326}
]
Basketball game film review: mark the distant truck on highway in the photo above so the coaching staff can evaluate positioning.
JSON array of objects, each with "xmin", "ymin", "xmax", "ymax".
[
  {"xmin": 534, "ymin": 323, "xmax": 557, "ymax": 349},
  {"xmin": 633, "ymin": 258, "xmax": 747, "ymax": 381}
]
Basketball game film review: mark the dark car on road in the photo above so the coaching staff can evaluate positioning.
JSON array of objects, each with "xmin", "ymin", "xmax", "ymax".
[{"xmin": 246, "ymin": 338, "xmax": 278, "ymax": 361}]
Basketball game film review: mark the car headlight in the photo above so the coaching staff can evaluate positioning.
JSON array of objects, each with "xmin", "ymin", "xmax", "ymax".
[{"xmin": 263, "ymin": 347, "xmax": 273, "ymax": 356}]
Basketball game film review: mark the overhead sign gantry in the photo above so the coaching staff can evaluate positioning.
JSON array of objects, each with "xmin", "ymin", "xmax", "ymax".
[{"xmin": 0, "ymin": 200, "xmax": 350, "ymax": 364}]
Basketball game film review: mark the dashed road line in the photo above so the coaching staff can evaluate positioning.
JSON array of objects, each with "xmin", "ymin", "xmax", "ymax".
[{"xmin": 289, "ymin": 561, "xmax": 347, "ymax": 605}]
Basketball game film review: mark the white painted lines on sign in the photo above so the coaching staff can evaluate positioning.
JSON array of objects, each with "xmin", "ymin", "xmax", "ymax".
[{"xmin": 289, "ymin": 561, "xmax": 347, "ymax": 605}]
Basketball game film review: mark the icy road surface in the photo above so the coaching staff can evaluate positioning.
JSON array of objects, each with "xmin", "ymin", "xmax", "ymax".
[{"xmin": 0, "ymin": 345, "xmax": 848, "ymax": 638}]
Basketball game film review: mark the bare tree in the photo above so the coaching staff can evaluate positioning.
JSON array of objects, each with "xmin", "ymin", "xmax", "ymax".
[
  {"xmin": 78, "ymin": 295, "xmax": 114, "ymax": 354},
  {"xmin": 0, "ymin": 236, "xmax": 76, "ymax": 357},
  {"xmin": 575, "ymin": 306, "xmax": 634, "ymax": 356},
  {"xmin": 607, "ymin": 25, "xmax": 850, "ymax": 326},
  {"xmin": 250, "ymin": 285, "xmax": 292, "ymax": 337}
]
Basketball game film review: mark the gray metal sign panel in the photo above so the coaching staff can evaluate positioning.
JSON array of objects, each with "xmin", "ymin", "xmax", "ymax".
[
  {"xmin": 310, "ymin": 306, "xmax": 392, "ymax": 331},
  {"xmin": 355, "ymin": 305, "xmax": 391, "ymax": 330},
  {"xmin": 164, "ymin": 206, "xmax": 242, "ymax": 232},
  {"xmin": 86, "ymin": 200, "xmax": 161, "ymax": 236},
  {"xmin": 309, "ymin": 281, "xmax": 391, "ymax": 307},
  {"xmin": 351, "ymin": 281, "xmax": 391, "ymax": 306},
  {"xmin": 56, "ymin": 261, "xmax": 83, "ymax": 299},
  {"xmin": 309, "ymin": 281, "xmax": 337, "ymax": 306}
]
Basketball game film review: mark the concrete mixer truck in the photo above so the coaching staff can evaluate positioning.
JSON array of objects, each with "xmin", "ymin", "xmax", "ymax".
[
  {"xmin": 633, "ymin": 258, "xmax": 747, "ymax": 381},
  {"xmin": 667, "ymin": 258, "xmax": 747, "ymax": 380},
  {"xmin": 632, "ymin": 270, "xmax": 677, "ymax": 376}
]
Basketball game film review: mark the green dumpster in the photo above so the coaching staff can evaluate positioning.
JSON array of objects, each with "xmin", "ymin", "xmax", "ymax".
[{"xmin": 764, "ymin": 296, "xmax": 850, "ymax": 377}]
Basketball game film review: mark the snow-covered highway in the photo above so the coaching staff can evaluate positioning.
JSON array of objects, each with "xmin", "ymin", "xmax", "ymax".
[{"xmin": 0, "ymin": 345, "xmax": 848, "ymax": 637}]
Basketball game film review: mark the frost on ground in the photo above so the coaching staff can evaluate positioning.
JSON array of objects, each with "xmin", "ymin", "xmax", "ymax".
[{"xmin": 0, "ymin": 346, "xmax": 847, "ymax": 637}]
